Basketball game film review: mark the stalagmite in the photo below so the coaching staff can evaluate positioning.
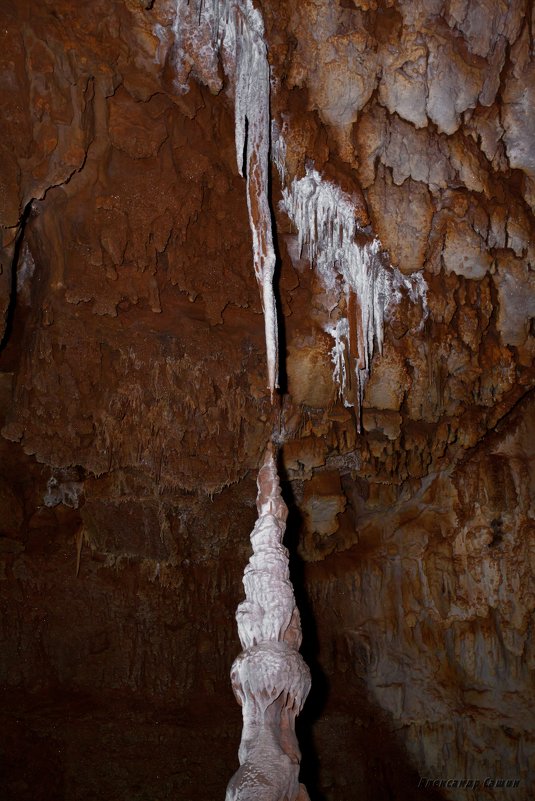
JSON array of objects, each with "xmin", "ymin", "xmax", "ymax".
[
  {"xmin": 169, "ymin": 9, "xmax": 311, "ymax": 797},
  {"xmin": 225, "ymin": 445, "xmax": 311, "ymax": 801}
]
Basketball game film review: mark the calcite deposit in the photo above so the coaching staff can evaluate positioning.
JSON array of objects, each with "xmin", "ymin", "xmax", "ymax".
[
  {"xmin": 227, "ymin": 446, "xmax": 310, "ymax": 801},
  {"xmin": 0, "ymin": 1, "xmax": 534, "ymax": 800}
]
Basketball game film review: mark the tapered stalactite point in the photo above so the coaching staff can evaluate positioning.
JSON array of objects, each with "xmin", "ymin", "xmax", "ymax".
[
  {"xmin": 167, "ymin": 6, "xmax": 310, "ymax": 797},
  {"xmin": 170, "ymin": 0, "xmax": 279, "ymax": 399}
]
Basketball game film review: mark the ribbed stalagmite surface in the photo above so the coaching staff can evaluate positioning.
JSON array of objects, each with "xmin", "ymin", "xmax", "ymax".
[
  {"xmin": 226, "ymin": 445, "xmax": 311, "ymax": 801},
  {"xmin": 0, "ymin": 1, "xmax": 534, "ymax": 800}
]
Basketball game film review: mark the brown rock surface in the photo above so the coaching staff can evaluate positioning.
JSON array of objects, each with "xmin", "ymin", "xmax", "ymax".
[{"xmin": 1, "ymin": 1, "xmax": 534, "ymax": 800}]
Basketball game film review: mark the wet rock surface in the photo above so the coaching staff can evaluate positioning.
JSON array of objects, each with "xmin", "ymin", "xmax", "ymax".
[{"xmin": 1, "ymin": 1, "xmax": 534, "ymax": 800}]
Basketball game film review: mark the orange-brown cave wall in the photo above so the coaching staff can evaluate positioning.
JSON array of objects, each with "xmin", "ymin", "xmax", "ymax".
[{"xmin": 1, "ymin": 1, "xmax": 535, "ymax": 801}]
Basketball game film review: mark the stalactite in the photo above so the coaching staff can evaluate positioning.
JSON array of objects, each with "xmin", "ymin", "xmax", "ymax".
[
  {"xmin": 170, "ymin": 0, "xmax": 278, "ymax": 398},
  {"xmin": 167, "ymin": 12, "xmax": 311, "ymax": 798},
  {"xmin": 280, "ymin": 166, "xmax": 428, "ymax": 424},
  {"xmin": 225, "ymin": 445, "xmax": 311, "ymax": 801},
  {"xmin": 234, "ymin": 5, "xmax": 278, "ymax": 401}
]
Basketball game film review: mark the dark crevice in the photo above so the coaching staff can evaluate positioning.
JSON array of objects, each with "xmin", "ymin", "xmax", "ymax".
[
  {"xmin": 269, "ymin": 147, "xmax": 288, "ymax": 398},
  {"xmin": 0, "ymin": 201, "xmax": 32, "ymax": 353},
  {"xmin": 278, "ymin": 452, "xmax": 328, "ymax": 801}
]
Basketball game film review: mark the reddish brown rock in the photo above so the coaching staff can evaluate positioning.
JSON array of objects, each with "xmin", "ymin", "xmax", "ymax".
[{"xmin": 0, "ymin": 1, "xmax": 534, "ymax": 800}]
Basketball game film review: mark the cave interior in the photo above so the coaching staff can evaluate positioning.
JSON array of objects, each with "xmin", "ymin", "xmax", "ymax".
[{"xmin": 0, "ymin": 1, "xmax": 534, "ymax": 800}]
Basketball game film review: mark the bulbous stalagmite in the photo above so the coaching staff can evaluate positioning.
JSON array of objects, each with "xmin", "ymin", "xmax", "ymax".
[{"xmin": 226, "ymin": 446, "xmax": 311, "ymax": 801}]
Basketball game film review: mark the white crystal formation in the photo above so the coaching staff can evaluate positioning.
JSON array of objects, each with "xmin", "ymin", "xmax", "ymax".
[
  {"xmin": 325, "ymin": 318, "xmax": 350, "ymax": 406},
  {"xmin": 280, "ymin": 166, "xmax": 427, "ymax": 421},
  {"xmin": 226, "ymin": 446, "xmax": 311, "ymax": 801},
  {"xmin": 171, "ymin": 1, "xmax": 278, "ymax": 398},
  {"xmin": 271, "ymin": 118, "xmax": 287, "ymax": 187}
]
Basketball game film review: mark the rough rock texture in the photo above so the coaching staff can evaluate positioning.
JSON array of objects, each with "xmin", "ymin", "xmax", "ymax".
[{"xmin": 0, "ymin": 1, "xmax": 534, "ymax": 800}]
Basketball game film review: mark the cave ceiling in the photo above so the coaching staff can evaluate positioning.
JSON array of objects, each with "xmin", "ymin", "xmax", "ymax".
[{"xmin": 0, "ymin": 1, "xmax": 534, "ymax": 800}]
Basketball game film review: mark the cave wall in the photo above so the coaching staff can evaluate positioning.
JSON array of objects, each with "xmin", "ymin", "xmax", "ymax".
[{"xmin": 0, "ymin": 1, "xmax": 534, "ymax": 800}]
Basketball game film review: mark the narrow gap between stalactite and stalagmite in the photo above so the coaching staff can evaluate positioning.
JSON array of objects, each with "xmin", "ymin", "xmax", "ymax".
[
  {"xmin": 166, "ymin": 4, "xmax": 312, "ymax": 798},
  {"xmin": 162, "ymin": 4, "xmax": 430, "ymax": 799},
  {"xmin": 1, "ymin": 1, "xmax": 533, "ymax": 799}
]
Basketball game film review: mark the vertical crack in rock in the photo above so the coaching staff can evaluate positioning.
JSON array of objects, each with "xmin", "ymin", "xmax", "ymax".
[
  {"xmin": 171, "ymin": 1, "xmax": 278, "ymax": 398},
  {"xmin": 280, "ymin": 166, "xmax": 428, "ymax": 425},
  {"xmin": 226, "ymin": 445, "xmax": 311, "ymax": 801}
]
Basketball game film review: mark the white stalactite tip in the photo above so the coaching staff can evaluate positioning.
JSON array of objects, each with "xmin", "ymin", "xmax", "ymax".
[
  {"xmin": 280, "ymin": 166, "xmax": 428, "ymax": 422},
  {"xmin": 169, "ymin": 0, "xmax": 279, "ymax": 399}
]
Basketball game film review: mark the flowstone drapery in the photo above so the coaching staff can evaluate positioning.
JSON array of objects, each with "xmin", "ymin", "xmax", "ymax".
[{"xmin": 225, "ymin": 446, "xmax": 311, "ymax": 801}]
